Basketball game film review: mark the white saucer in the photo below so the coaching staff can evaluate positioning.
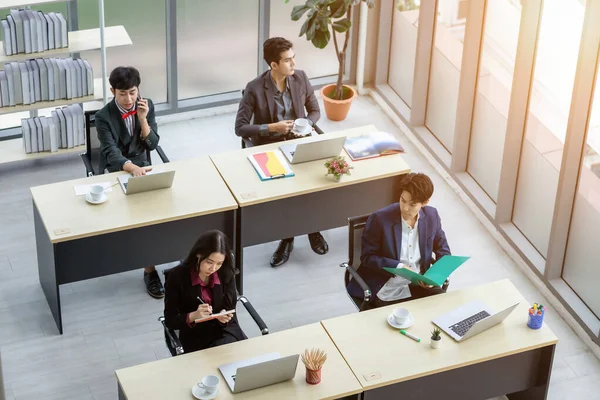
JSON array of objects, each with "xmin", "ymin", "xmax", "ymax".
[
  {"xmin": 85, "ymin": 192, "xmax": 108, "ymax": 205},
  {"xmin": 191, "ymin": 385, "xmax": 218, "ymax": 400},
  {"xmin": 387, "ymin": 313, "xmax": 414, "ymax": 329},
  {"xmin": 291, "ymin": 128, "xmax": 312, "ymax": 136}
]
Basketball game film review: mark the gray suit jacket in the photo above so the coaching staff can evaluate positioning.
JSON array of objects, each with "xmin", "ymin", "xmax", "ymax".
[
  {"xmin": 95, "ymin": 98, "xmax": 160, "ymax": 172},
  {"xmin": 235, "ymin": 69, "xmax": 320, "ymax": 146}
]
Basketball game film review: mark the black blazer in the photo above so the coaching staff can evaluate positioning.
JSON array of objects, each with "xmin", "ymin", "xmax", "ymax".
[
  {"xmin": 95, "ymin": 98, "xmax": 160, "ymax": 172},
  {"xmin": 234, "ymin": 69, "xmax": 320, "ymax": 146},
  {"xmin": 164, "ymin": 264, "xmax": 246, "ymax": 353}
]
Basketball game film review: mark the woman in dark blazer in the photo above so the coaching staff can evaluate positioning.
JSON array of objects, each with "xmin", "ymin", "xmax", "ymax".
[{"xmin": 164, "ymin": 231, "xmax": 247, "ymax": 353}]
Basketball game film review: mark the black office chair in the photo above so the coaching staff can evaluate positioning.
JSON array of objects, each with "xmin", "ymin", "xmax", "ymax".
[
  {"xmin": 340, "ymin": 214, "xmax": 373, "ymax": 312},
  {"xmin": 80, "ymin": 110, "xmax": 170, "ymax": 176},
  {"xmin": 239, "ymin": 89, "xmax": 326, "ymax": 149},
  {"xmin": 158, "ymin": 264, "xmax": 269, "ymax": 357}
]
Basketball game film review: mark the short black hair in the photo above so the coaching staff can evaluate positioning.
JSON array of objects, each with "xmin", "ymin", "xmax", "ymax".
[
  {"xmin": 399, "ymin": 173, "xmax": 434, "ymax": 203},
  {"xmin": 263, "ymin": 37, "xmax": 293, "ymax": 67},
  {"xmin": 109, "ymin": 66, "xmax": 141, "ymax": 90}
]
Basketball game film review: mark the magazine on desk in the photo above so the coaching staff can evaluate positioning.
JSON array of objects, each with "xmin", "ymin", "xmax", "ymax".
[{"xmin": 343, "ymin": 131, "xmax": 405, "ymax": 161}]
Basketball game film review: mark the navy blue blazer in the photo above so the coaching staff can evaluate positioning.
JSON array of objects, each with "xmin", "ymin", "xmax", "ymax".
[{"xmin": 348, "ymin": 203, "xmax": 451, "ymax": 299}]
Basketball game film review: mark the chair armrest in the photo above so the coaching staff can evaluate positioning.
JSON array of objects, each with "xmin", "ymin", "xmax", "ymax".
[
  {"xmin": 241, "ymin": 137, "xmax": 253, "ymax": 149},
  {"xmin": 80, "ymin": 152, "xmax": 95, "ymax": 177},
  {"xmin": 156, "ymin": 146, "xmax": 170, "ymax": 163},
  {"xmin": 158, "ymin": 316, "xmax": 184, "ymax": 356},
  {"xmin": 314, "ymin": 124, "xmax": 325, "ymax": 135},
  {"xmin": 340, "ymin": 262, "xmax": 371, "ymax": 304},
  {"xmin": 237, "ymin": 295, "xmax": 269, "ymax": 335}
]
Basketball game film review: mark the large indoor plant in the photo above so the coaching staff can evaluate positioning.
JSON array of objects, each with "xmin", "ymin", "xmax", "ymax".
[{"xmin": 287, "ymin": 0, "xmax": 375, "ymax": 121}]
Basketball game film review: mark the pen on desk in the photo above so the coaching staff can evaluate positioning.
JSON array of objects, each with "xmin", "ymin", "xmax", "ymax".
[{"xmin": 399, "ymin": 330, "xmax": 421, "ymax": 342}]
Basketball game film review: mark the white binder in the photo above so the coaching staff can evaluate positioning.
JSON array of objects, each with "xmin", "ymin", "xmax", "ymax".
[
  {"xmin": 56, "ymin": 108, "xmax": 67, "ymax": 148},
  {"xmin": 70, "ymin": 58, "xmax": 82, "ymax": 98},
  {"xmin": 47, "ymin": 13, "xmax": 60, "ymax": 49},
  {"xmin": 57, "ymin": 58, "xmax": 66, "ymax": 99},
  {"xmin": 68, "ymin": 59, "xmax": 77, "ymax": 98},
  {"xmin": 83, "ymin": 59, "xmax": 93, "ymax": 96},
  {"xmin": 36, "ymin": 59, "xmax": 48, "ymax": 101},
  {"xmin": 62, "ymin": 58, "xmax": 73, "ymax": 99},
  {"xmin": 9, "ymin": 62, "xmax": 23, "ymax": 105},
  {"xmin": 48, "ymin": 117, "xmax": 58, "ymax": 152},
  {"xmin": 17, "ymin": 62, "xmax": 29, "ymax": 105},
  {"xmin": 50, "ymin": 58, "xmax": 60, "ymax": 99},
  {"xmin": 44, "ymin": 58, "xmax": 54, "ymax": 100},
  {"xmin": 44, "ymin": 13, "xmax": 54, "ymax": 50},
  {"xmin": 22, "ymin": 118, "xmax": 32, "ymax": 153},
  {"xmin": 34, "ymin": 117, "xmax": 43, "ymax": 152},
  {"xmin": 24, "ymin": 10, "xmax": 37, "ymax": 53},
  {"xmin": 61, "ymin": 107, "xmax": 74, "ymax": 148},
  {"xmin": 40, "ymin": 116, "xmax": 51, "ymax": 151},
  {"xmin": 27, "ymin": 60, "xmax": 40, "ymax": 103},
  {"xmin": 33, "ymin": 11, "xmax": 44, "ymax": 52},
  {"xmin": 69, "ymin": 104, "xmax": 84, "ymax": 145},
  {"xmin": 50, "ymin": 110, "xmax": 61, "ymax": 148},
  {"xmin": 0, "ymin": 71, "xmax": 8, "ymax": 107},
  {"xmin": 6, "ymin": 15, "xmax": 17, "ymax": 55},
  {"xmin": 37, "ymin": 12, "xmax": 48, "ymax": 51},
  {"xmin": 4, "ymin": 63, "xmax": 15, "ymax": 106},
  {"xmin": 24, "ymin": 60, "xmax": 34, "ymax": 104},
  {"xmin": 55, "ymin": 13, "xmax": 67, "ymax": 48},
  {"xmin": 76, "ymin": 59, "xmax": 87, "ymax": 95},
  {"xmin": 28, "ymin": 118, "xmax": 38, "ymax": 152},
  {"xmin": 1, "ymin": 20, "xmax": 13, "ymax": 56},
  {"xmin": 21, "ymin": 10, "xmax": 31, "ymax": 54},
  {"xmin": 9, "ymin": 10, "xmax": 24, "ymax": 54}
]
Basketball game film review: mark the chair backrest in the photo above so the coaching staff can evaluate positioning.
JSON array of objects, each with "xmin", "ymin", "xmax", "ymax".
[{"xmin": 348, "ymin": 214, "xmax": 370, "ymax": 271}]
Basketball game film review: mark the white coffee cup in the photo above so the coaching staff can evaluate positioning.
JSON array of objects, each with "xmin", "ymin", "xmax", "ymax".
[
  {"xmin": 197, "ymin": 374, "xmax": 219, "ymax": 394},
  {"xmin": 393, "ymin": 308, "xmax": 410, "ymax": 325},
  {"xmin": 292, "ymin": 118, "xmax": 311, "ymax": 134},
  {"xmin": 89, "ymin": 184, "xmax": 105, "ymax": 201}
]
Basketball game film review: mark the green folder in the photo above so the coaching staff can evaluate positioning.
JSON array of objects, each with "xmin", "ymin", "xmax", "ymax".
[{"xmin": 383, "ymin": 255, "xmax": 470, "ymax": 287}]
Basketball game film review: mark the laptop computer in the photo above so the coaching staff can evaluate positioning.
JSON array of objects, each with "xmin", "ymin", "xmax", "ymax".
[
  {"xmin": 219, "ymin": 352, "xmax": 299, "ymax": 394},
  {"xmin": 117, "ymin": 170, "xmax": 175, "ymax": 195},
  {"xmin": 279, "ymin": 136, "xmax": 347, "ymax": 164},
  {"xmin": 432, "ymin": 300, "xmax": 519, "ymax": 342}
]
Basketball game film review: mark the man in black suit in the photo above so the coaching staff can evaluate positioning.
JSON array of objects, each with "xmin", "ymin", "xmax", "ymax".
[
  {"xmin": 95, "ymin": 66, "xmax": 164, "ymax": 299},
  {"xmin": 235, "ymin": 37, "xmax": 329, "ymax": 267}
]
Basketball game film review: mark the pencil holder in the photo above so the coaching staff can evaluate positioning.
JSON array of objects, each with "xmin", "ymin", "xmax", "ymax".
[
  {"xmin": 527, "ymin": 310, "xmax": 544, "ymax": 329},
  {"xmin": 305, "ymin": 367, "xmax": 322, "ymax": 385}
]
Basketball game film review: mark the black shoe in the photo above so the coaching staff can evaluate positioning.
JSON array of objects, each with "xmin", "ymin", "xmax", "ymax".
[
  {"xmin": 308, "ymin": 232, "xmax": 329, "ymax": 255},
  {"xmin": 270, "ymin": 238, "xmax": 294, "ymax": 267},
  {"xmin": 144, "ymin": 270, "xmax": 165, "ymax": 299}
]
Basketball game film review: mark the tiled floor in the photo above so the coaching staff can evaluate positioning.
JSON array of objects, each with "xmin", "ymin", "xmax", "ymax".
[{"xmin": 0, "ymin": 94, "xmax": 599, "ymax": 399}]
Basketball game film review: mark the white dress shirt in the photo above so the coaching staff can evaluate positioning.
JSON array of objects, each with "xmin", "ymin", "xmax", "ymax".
[{"xmin": 376, "ymin": 215, "xmax": 421, "ymax": 302}]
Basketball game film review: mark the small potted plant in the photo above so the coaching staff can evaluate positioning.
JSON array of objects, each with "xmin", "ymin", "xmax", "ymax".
[
  {"xmin": 325, "ymin": 155, "xmax": 353, "ymax": 182},
  {"xmin": 430, "ymin": 327, "xmax": 442, "ymax": 349}
]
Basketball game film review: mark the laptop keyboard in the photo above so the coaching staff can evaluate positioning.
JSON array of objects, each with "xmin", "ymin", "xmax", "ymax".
[
  {"xmin": 123, "ymin": 182, "xmax": 128, "ymax": 189},
  {"xmin": 449, "ymin": 310, "xmax": 491, "ymax": 337},
  {"xmin": 290, "ymin": 151, "xmax": 295, "ymax": 156}
]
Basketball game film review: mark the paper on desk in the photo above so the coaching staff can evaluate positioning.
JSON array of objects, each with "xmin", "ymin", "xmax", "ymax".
[{"xmin": 73, "ymin": 181, "xmax": 113, "ymax": 196}]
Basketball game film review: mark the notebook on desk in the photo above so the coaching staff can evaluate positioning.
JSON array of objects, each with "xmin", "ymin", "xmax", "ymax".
[
  {"xmin": 248, "ymin": 150, "xmax": 294, "ymax": 181},
  {"xmin": 343, "ymin": 132, "xmax": 405, "ymax": 161}
]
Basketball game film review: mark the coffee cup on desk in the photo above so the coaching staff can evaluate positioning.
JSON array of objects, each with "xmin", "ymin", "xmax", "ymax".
[
  {"xmin": 393, "ymin": 308, "xmax": 410, "ymax": 325},
  {"xmin": 197, "ymin": 374, "xmax": 219, "ymax": 394},
  {"xmin": 88, "ymin": 184, "xmax": 105, "ymax": 202},
  {"xmin": 292, "ymin": 118, "xmax": 311, "ymax": 135}
]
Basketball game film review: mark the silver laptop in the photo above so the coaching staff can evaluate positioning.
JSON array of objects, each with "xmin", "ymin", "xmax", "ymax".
[
  {"xmin": 280, "ymin": 136, "xmax": 347, "ymax": 164},
  {"xmin": 432, "ymin": 300, "xmax": 519, "ymax": 342},
  {"xmin": 117, "ymin": 170, "xmax": 175, "ymax": 195},
  {"xmin": 219, "ymin": 352, "xmax": 299, "ymax": 394}
]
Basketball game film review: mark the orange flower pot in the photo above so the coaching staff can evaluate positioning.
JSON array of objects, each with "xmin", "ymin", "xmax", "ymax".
[{"xmin": 321, "ymin": 84, "xmax": 356, "ymax": 121}]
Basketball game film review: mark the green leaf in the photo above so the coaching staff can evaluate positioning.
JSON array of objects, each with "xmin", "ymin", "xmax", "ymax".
[
  {"xmin": 317, "ymin": 16, "xmax": 330, "ymax": 32},
  {"xmin": 332, "ymin": 17, "xmax": 351, "ymax": 33},
  {"xmin": 299, "ymin": 17, "xmax": 311, "ymax": 37},
  {"xmin": 330, "ymin": 0, "xmax": 347, "ymax": 18},
  {"xmin": 311, "ymin": 29, "xmax": 331, "ymax": 49},
  {"xmin": 291, "ymin": 5, "xmax": 309, "ymax": 21},
  {"xmin": 306, "ymin": 14, "xmax": 318, "ymax": 40}
]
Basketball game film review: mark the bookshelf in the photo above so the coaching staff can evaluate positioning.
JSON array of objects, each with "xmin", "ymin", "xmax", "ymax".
[
  {"xmin": 1, "ymin": 0, "xmax": 65, "ymax": 7},
  {"xmin": 0, "ymin": 136, "xmax": 84, "ymax": 163}
]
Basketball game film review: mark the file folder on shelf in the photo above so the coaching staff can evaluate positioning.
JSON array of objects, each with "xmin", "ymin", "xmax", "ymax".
[
  {"xmin": 34, "ymin": 117, "xmax": 43, "ymax": 151},
  {"xmin": 18, "ymin": 61, "xmax": 30, "ymax": 105},
  {"xmin": 6, "ymin": 15, "xmax": 17, "ymax": 55},
  {"xmin": 40, "ymin": 116, "xmax": 50, "ymax": 151},
  {"xmin": 44, "ymin": 13, "xmax": 54, "ymax": 50},
  {"xmin": 21, "ymin": 10, "xmax": 31, "ymax": 54},
  {"xmin": 4, "ymin": 63, "xmax": 15, "ymax": 106},
  {"xmin": 1, "ymin": 20, "xmax": 12, "ymax": 56},
  {"xmin": 56, "ymin": 107, "xmax": 67, "ymax": 147},
  {"xmin": 21, "ymin": 118, "xmax": 31, "ymax": 153},
  {"xmin": 36, "ymin": 58, "xmax": 48, "ymax": 101},
  {"xmin": 0, "ymin": 71, "xmax": 8, "ymax": 107},
  {"xmin": 28, "ymin": 118, "xmax": 37, "ymax": 153},
  {"xmin": 9, "ymin": 10, "xmax": 23, "ymax": 54}
]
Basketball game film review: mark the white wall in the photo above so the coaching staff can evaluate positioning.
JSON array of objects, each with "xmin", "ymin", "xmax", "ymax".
[{"xmin": 388, "ymin": 9, "xmax": 418, "ymax": 107}]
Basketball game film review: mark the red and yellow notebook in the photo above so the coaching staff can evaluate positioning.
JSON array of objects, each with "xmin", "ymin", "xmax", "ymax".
[{"xmin": 247, "ymin": 150, "xmax": 295, "ymax": 181}]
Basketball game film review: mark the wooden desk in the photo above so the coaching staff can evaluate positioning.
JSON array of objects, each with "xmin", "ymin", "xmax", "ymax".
[
  {"xmin": 115, "ymin": 323, "xmax": 362, "ymax": 400},
  {"xmin": 321, "ymin": 279, "xmax": 558, "ymax": 400},
  {"xmin": 30, "ymin": 157, "xmax": 238, "ymax": 334},
  {"xmin": 210, "ymin": 125, "xmax": 411, "ymax": 292}
]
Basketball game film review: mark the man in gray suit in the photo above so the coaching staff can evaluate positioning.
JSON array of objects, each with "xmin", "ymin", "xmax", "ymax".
[{"xmin": 235, "ymin": 37, "xmax": 329, "ymax": 267}]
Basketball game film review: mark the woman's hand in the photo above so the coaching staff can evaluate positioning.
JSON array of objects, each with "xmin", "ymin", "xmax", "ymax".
[
  {"xmin": 215, "ymin": 309, "xmax": 233, "ymax": 324},
  {"xmin": 192, "ymin": 304, "xmax": 213, "ymax": 321}
]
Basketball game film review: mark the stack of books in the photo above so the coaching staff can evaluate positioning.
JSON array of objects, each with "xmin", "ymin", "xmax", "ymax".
[
  {"xmin": 1, "ymin": 9, "xmax": 68, "ymax": 56},
  {"xmin": 21, "ymin": 103, "xmax": 85, "ymax": 153},
  {"xmin": 0, "ymin": 56, "xmax": 94, "ymax": 108}
]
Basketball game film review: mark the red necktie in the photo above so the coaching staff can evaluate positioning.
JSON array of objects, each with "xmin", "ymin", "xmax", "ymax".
[{"xmin": 121, "ymin": 109, "xmax": 137, "ymax": 119}]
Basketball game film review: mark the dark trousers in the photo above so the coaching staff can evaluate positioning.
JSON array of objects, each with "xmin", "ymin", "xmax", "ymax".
[{"xmin": 371, "ymin": 282, "xmax": 449, "ymax": 309}]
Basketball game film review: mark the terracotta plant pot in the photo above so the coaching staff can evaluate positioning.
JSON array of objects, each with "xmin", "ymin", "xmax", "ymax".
[
  {"xmin": 305, "ymin": 367, "xmax": 322, "ymax": 385},
  {"xmin": 321, "ymin": 84, "xmax": 356, "ymax": 121}
]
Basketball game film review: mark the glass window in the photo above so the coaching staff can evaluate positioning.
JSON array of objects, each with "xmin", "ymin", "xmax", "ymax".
[
  {"xmin": 388, "ymin": 0, "xmax": 420, "ymax": 107},
  {"xmin": 425, "ymin": 0, "xmax": 468, "ymax": 152},
  {"xmin": 512, "ymin": 0, "xmax": 585, "ymax": 259},
  {"xmin": 176, "ymin": 0, "xmax": 258, "ymax": 100},
  {"xmin": 77, "ymin": 0, "xmax": 167, "ymax": 104},
  {"xmin": 467, "ymin": 0, "xmax": 522, "ymax": 202},
  {"xmin": 270, "ymin": 0, "xmax": 338, "ymax": 79}
]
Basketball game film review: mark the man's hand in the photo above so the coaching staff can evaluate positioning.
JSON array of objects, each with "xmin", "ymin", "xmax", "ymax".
[
  {"xmin": 215, "ymin": 309, "xmax": 233, "ymax": 324},
  {"xmin": 417, "ymin": 281, "xmax": 434, "ymax": 289},
  {"xmin": 129, "ymin": 165, "xmax": 152, "ymax": 177},
  {"xmin": 137, "ymin": 97, "xmax": 149, "ymax": 121},
  {"xmin": 269, "ymin": 120, "xmax": 294, "ymax": 135}
]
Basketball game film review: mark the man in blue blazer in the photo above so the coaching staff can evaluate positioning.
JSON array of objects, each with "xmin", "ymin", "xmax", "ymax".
[{"xmin": 349, "ymin": 173, "xmax": 451, "ymax": 308}]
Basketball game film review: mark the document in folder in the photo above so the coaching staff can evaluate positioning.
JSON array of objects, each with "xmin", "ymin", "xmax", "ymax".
[
  {"xmin": 384, "ymin": 255, "xmax": 470, "ymax": 287},
  {"xmin": 247, "ymin": 150, "xmax": 295, "ymax": 181}
]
